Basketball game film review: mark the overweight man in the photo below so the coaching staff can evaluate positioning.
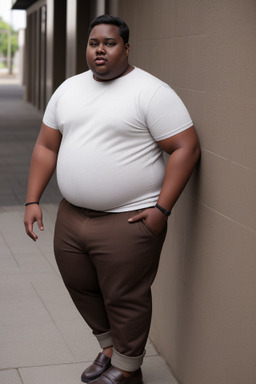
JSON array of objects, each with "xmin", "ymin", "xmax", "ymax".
[{"xmin": 24, "ymin": 14, "xmax": 200, "ymax": 384}]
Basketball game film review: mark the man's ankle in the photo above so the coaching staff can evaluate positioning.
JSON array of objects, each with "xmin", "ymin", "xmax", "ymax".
[{"xmin": 102, "ymin": 346, "xmax": 113, "ymax": 359}]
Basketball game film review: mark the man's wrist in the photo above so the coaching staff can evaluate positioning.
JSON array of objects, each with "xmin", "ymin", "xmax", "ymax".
[
  {"xmin": 155, "ymin": 203, "xmax": 171, "ymax": 216},
  {"xmin": 24, "ymin": 201, "xmax": 40, "ymax": 207}
]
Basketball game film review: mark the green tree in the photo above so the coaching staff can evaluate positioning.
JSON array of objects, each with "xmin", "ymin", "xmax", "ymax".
[{"xmin": 0, "ymin": 16, "xmax": 19, "ymax": 70}]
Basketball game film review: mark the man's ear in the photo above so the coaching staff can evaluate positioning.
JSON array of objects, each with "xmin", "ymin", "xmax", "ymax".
[{"xmin": 124, "ymin": 43, "xmax": 130, "ymax": 56}]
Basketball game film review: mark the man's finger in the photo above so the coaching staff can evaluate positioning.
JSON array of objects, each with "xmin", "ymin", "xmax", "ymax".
[
  {"xmin": 25, "ymin": 224, "xmax": 38, "ymax": 241},
  {"xmin": 128, "ymin": 212, "xmax": 145, "ymax": 223},
  {"xmin": 37, "ymin": 218, "xmax": 44, "ymax": 231}
]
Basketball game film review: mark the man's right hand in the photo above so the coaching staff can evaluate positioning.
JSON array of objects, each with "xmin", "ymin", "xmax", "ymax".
[{"xmin": 24, "ymin": 204, "xmax": 44, "ymax": 241}]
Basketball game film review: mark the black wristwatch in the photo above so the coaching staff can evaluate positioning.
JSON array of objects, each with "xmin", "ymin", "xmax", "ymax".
[{"xmin": 155, "ymin": 203, "xmax": 171, "ymax": 216}]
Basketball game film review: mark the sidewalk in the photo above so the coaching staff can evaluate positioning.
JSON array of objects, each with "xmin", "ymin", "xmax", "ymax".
[{"xmin": 0, "ymin": 74, "xmax": 178, "ymax": 384}]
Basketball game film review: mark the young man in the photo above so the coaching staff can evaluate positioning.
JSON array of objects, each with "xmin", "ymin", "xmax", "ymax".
[{"xmin": 24, "ymin": 15, "xmax": 200, "ymax": 384}]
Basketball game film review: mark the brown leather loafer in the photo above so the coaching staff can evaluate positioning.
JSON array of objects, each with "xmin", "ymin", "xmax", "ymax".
[
  {"xmin": 81, "ymin": 353, "xmax": 111, "ymax": 382},
  {"xmin": 90, "ymin": 366, "xmax": 143, "ymax": 384}
]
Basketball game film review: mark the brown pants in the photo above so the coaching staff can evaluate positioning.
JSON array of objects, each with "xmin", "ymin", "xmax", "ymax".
[{"xmin": 54, "ymin": 199, "xmax": 166, "ymax": 371}]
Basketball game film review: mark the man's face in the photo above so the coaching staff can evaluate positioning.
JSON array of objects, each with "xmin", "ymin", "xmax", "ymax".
[{"xmin": 86, "ymin": 23, "xmax": 130, "ymax": 81}]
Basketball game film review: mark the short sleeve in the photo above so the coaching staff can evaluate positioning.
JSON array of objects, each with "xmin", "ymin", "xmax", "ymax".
[
  {"xmin": 42, "ymin": 91, "xmax": 59, "ymax": 129},
  {"xmin": 42, "ymin": 78, "xmax": 71, "ymax": 129},
  {"xmin": 146, "ymin": 84, "xmax": 193, "ymax": 141}
]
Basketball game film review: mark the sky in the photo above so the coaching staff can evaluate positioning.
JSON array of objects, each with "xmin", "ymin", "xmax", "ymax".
[{"xmin": 0, "ymin": 0, "xmax": 26, "ymax": 30}]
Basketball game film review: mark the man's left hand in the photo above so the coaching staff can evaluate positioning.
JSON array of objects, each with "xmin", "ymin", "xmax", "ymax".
[{"xmin": 128, "ymin": 207, "xmax": 168, "ymax": 236}]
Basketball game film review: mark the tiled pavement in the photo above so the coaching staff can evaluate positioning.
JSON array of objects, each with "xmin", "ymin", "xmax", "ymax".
[{"xmin": 0, "ymin": 73, "xmax": 178, "ymax": 384}]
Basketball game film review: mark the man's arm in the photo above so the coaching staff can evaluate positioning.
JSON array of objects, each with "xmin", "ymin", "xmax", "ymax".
[
  {"xmin": 24, "ymin": 123, "xmax": 62, "ymax": 241},
  {"xmin": 128, "ymin": 126, "xmax": 200, "ymax": 234}
]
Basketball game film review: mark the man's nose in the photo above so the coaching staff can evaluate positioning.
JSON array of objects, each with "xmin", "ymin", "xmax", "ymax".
[{"xmin": 96, "ymin": 44, "xmax": 105, "ymax": 54}]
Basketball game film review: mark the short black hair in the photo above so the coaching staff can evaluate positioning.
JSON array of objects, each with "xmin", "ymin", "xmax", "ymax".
[{"xmin": 88, "ymin": 15, "xmax": 129, "ymax": 45}]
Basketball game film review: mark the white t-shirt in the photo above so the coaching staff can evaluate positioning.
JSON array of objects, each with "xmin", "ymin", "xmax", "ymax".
[{"xmin": 43, "ymin": 67, "xmax": 193, "ymax": 212}]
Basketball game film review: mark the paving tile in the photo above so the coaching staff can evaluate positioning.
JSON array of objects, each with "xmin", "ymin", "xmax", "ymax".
[
  {"xmin": 12, "ymin": 248, "xmax": 57, "ymax": 275},
  {"xmin": 0, "ymin": 211, "xmax": 53, "ymax": 259},
  {"xmin": 0, "ymin": 83, "xmax": 61, "ymax": 207},
  {"xmin": 0, "ymin": 279, "xmax": 76, "ymax": 369},
  {"xmin": 31, "ymin": 278, "xmax": 100, "ymax": 362},
  {"xmin": 143, "ymin": 356, "xmax": 179, "ymax": 383},
  {"xmin": 19, "ymin": 362, "xmax": 90, "ymax": 384},
  {"xmin": 0, "ymin": 233, "xmax": 14, "ymax": 257},
  {"xmin": 35, "ymin": 250, "xmax": 61, "ymax": 276},
  {"xmin": 0, "ymin": 369, "xmax": 23, "ymax": 384},
  {"xmin": 0, "ymin": 203, "xmax": 60, "ymax": 274},
  {"xmin": 0, "ymin": 257, "xmax": 20, "ymax": 273}
]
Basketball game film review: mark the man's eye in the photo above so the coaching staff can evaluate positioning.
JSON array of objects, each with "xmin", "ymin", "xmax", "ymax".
[
  {"xmin": 106, "ymin": 42, "xmax": 115, "ymax": 46},
  {"xmin": 89, "ymin": 42, "xmax": 98, "ymax": 47}
]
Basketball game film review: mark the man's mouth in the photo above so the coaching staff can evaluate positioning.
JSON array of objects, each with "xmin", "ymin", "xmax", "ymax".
[{"xmin": 95, "ymin": 58, "xmax": 107, "ymax": 65}]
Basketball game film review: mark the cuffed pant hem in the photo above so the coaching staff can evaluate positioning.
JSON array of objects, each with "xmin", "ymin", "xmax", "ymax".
[
  {"xmin": 111, "ymin": 348, "xmax": 146, "ymax": 372},
  {"xmin": 94, "ymin": 331, "xmax": 113, "ymax": 349}
]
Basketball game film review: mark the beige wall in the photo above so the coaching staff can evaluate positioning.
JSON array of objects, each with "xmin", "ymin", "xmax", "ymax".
[{"xmin": 117, "ymin": 1, "xmax": 256, "ymax": 383}]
